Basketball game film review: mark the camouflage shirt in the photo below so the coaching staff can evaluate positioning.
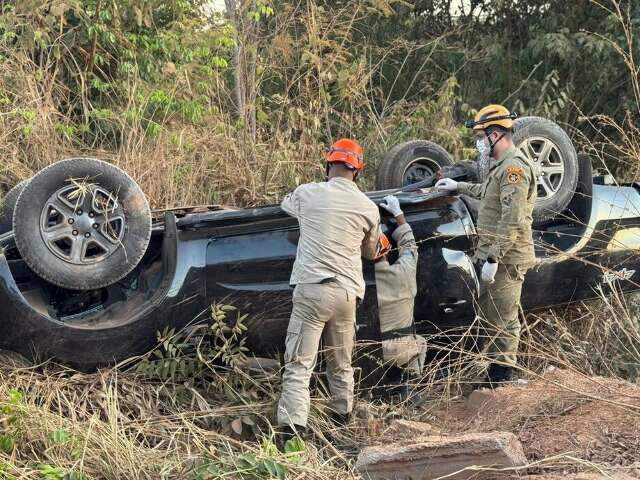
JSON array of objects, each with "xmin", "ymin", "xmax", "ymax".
[{"xmin": 457, "ymin": 145, "xmax": 537, "ymax": 265}]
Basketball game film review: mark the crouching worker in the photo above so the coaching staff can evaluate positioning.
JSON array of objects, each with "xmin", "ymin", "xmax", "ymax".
[
  {"xmin": 276, "ymin": 139, "xmax": 381, "ymax": 447},
  {"xmin": 376, "ymin": 195, "xmax": 426, "ymax": 398}
]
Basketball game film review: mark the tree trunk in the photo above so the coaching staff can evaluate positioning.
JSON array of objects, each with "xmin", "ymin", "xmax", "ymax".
[
  {"xmin": 224, "ymin": 0, "xmax": 257, "ymax": 143},
  {"xmin": 225, "ymin": 0, "xmax": 245, "ymax": 123}
]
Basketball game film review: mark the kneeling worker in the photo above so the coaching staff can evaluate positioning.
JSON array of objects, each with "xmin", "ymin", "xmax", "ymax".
[{"xmin": 376, "ymin": 195, "xmax": 426, "ymax": 393}]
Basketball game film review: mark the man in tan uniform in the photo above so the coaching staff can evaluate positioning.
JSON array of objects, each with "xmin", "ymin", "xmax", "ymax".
[
  {"xmin": 376, "ymin": 195, "xmax": 426, "ymax": 395},
  {"xmin": 436, "ymin": 105, "xmax": 536, "ymax": 386},
  {"xmin": 277, "ymin": 138, "xmax": 381, "ymax": 443}
]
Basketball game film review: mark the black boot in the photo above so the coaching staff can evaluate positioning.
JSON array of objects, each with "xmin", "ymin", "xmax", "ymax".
[
  {"xmin": 328, "ymin": 410, "xmax": 351, "ymax": 427},
  {"xmin": 277, "ymin": 424, "xmax": 305, "ymax": 451},
  {"xmin": 483, "ymin": 363, "xmax": 514, "ymax": 389},
  {"xmin": 398, "ymin": 371, "xmax": 422, "ymax": 402}
]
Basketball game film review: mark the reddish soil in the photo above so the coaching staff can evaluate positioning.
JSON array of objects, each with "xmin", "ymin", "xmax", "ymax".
[
  {"xmin": 365, "ymin": 368, "xmax": 640, "ymax": 478},
  {"xmin": 439, "ymin": 368, "xmax": 640, "ymax": 478}
]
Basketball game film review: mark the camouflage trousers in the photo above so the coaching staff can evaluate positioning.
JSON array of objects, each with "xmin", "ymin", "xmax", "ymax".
[
  {"xmin": 277, "ymin": 282, "xmax": 356, "ymax": 428},
  {"xmin": 477, "ymin": 263, "xmax": 527, "ymax": 367}
]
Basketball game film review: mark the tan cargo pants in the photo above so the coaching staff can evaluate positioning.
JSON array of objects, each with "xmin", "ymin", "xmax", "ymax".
[
  {"xmin": 477, "ymin": 263, "xmax": 527, "ymax": 367},
  {"xmin": 382, "ymin": 335, "xmax": 427, "ymax": 374},
  {"xmin": 277, "ymin": 282, "xmax": 356, "ymax": 428}
]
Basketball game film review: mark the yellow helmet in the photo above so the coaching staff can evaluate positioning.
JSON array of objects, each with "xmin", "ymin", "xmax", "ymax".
[{"xmin": 465, "ymin": 104, "xmax": 517, "ymax": 131}]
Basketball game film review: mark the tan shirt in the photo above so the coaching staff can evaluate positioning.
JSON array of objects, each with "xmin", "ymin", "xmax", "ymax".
[
  {"xmin": 375, "ymin": 223, "xmax": 418, "ymax": 334},
  {"xmin": 281, "ymin": 177, "xmax": 380, "ymax": 299},
  {"xmin": 457, "ymin": 145, "xmax": 536, "ymax": 265}
]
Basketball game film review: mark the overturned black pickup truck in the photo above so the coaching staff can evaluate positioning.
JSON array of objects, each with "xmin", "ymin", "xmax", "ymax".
[{"xmin": 0, "ymin": 116, "xmax": 639, "ymax": 375}]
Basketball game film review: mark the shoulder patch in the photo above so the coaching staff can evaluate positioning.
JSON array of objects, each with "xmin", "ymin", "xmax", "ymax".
[{"xmin": 506, "ymin": 166, "xmax": 524, "ymax": 184}]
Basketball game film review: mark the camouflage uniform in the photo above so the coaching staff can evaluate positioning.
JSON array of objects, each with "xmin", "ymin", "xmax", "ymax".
[
  {"xmin": 375, "ymin": 223, "xmax": 426, "ymax": 374},
  {"xmin": 457, "ymin": 145, "xmax": 537, "ymax": 366}
]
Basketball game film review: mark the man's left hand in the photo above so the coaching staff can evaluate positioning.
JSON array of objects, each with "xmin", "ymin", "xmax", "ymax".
[
  {"xmin": 379, "ymin": 195, "xmax": 403, "ymax": 217},
  {"xmin": 481, "ymin": 261, "xmax": 498, "ymax": 283}
]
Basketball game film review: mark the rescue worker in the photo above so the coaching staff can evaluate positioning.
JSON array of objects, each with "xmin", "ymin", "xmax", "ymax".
[
  {"xmin": 435, "ymin": 105, "xmax": 536, "ymax": 386},
  {"xmin": 277, "ymin": 138, "xmax": 381, "ymax": 444},
  {"xmin": 376, "ymin": 195, "xmax": 426, "ymax": 396}
]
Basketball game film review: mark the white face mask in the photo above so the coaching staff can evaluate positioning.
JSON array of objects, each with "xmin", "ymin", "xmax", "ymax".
[
  {"xmin": 476, "ymin": 138, "xmax": 490, "ymax": 158},
  {"xmin": 476, "ymin": 137, "xmax": 491, "ymax": 180}
]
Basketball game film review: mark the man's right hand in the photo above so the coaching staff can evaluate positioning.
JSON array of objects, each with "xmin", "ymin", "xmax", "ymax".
[{"xmin": 435, "ymin": 178, "xmax": 458, "ymax": 192}]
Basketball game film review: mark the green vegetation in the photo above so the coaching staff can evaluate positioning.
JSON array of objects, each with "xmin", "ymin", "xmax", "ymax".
[
  {"xmin": 0, "ymin": 2, "xmax": 639, "ymax": 477},
  {"xmin": 0, "ymin": 1, "xmax": 637, "ymax": 205}
]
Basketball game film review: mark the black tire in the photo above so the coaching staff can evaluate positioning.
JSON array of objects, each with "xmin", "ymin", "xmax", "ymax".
[
  {"xmin": 513, "ymin": 116, "xmax": 579, "ymax": 222},
  {"xmin": 565, "ymin": 153, "xmax": 593, "ymax": 221},
  {"xmin": 0, "ymin": 180, "xmax": 29, "ymax": 234},
  {"xmin": 13, "ymin": 158, "xmax": 151, "ymax": 290},
  {"xmin": 376, "ymin": 140, "xmax": 454, "ymax": 190}
]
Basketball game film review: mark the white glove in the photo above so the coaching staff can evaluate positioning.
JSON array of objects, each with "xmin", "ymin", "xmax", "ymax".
[
  {"xmin": 379, "ymin": 195, "xmax": 403, "ymax": 217},
  {"xmin": 435, "ymin": 178, "xmax": 458, "ymax": 192},
  {"xmin": 481, "ymin": 261, "xmax": 498, "ymax": 283}
]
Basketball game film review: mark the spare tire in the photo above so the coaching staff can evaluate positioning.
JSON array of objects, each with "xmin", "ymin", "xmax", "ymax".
[
  {"xmin": 377, "ymin": 117, "xmax": 580, "ymax": 223},
  {"xmin": 13, "ymin": 158, "xmax": 151, "ymax": 290},
  {"xmin": 513, "ymin": 116, "xmax": 579, "ymax": 222},
  {"xmin": 375, "ymin": 140, "xmax": 454, "ymax": 190},
  {"xmin": 0, "ymin": 179, "xmax": 29, "ymax": 235}
]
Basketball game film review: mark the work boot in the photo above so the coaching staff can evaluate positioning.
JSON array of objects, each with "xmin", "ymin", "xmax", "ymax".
[
  {"xmin": 483, "ymin": 363, "xmax": 514, "ymax": 389},
  {"xmin": 276, "ymin": 424, "xmax": 305, "ymax": 452},
  {"xmin": 328, "ymin": 410, "xmax": 351, "ymax": 427},
  {"xmin": 398, "ymin": 371, "xmax": 422, "ymax": 403}
]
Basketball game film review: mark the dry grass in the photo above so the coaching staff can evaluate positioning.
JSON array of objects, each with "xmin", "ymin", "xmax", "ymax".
[
  {"xmin": 0, "ymin": 289, "xmax": 638, "ymax": 479},
  {"xmin": 0, "ymin": 354, "xmax": 359, "ymax": 479},
  {"xmin": 0, "ymin": 0, "xmax": 472, "ymax": 210},
  {"xmin": 0, "ymin": 1, "xmax": 639, "ymax": 478}
]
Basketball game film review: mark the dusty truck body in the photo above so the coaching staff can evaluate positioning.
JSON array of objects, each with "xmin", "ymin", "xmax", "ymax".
[{"xmin": 1, "ymin": 175, "xmax": 640, "ymax": 373}]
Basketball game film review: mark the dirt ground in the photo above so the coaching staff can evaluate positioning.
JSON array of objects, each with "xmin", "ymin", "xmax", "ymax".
[{"xmin": 366, "ymin": 368, "xmax": 640, "ymax": 479}]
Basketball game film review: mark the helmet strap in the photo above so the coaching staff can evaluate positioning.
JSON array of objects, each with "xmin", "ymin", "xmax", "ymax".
[{"xmin": 486, "ymin": 130, "xmax": 505, "ymax": 156}]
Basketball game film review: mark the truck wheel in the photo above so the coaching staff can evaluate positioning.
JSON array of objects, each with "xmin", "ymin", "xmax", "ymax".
[
  {"xmin": 513, "ymin": 116, "xmax": 579, "ymax": 222},
  {"xmin": 0, "ymin": 180, "xmax": 29, "ymax": 235},
  {"xmin": 13, "ymin": 158, "xmax": 151, "ymax": 290},
  {"xmin": 376, "ymin": 140, "xmax": 454, "ymax": 190}
]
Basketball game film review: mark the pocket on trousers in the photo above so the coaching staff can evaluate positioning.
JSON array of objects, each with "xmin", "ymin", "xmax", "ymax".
[
  {"xmin": 294, "ymin": 283, "xmax": 324, "ymax": 301},
  {"xmin": 284, "ymin": 315, "xmax": 303, "ymax": 364}
]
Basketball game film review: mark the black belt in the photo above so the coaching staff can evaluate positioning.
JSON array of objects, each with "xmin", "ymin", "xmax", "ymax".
[
  {"xmin": 319, "ymin": 277, "xmax": 338, "ymax": 284},
  {"xmin": 380, "ymin": 325, "xmax": 416, "ymax": 341}
]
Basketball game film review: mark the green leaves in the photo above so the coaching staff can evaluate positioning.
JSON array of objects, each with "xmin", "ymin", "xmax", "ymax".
[
  {"xmin": 248, "ymin": 1, "xmax": 274, "ymax": 22},
  {"xmin": 36, "ymin": 464, "xmax": 67, "ymax": 480},
  {"xmin": 0, "ymin": 434, "xmax": 15, "ymax": 453},
  {"xmin": 135, "ymin": 302, "xmax": 249, "ymax": 382},
  {"xmin": 36, "ymin": 464, "xmax": 88, "ymax": 480},
  {"xmin": 0, "ymin": 389, "xmax": 26, "ymax": 453},
  {"xmin": 190, "ymin": 462, "xmax": 224, "ymax": 480},
  {"xmin": 48, "ymin": 430, "xmax": 72, "ymax": 445},
  {"xmin": 284, "ymin": 436, "xmax": 305, "ymax": 456},
  {"xmin": 190, "ymin": 437, "xmax": 298, "ymax": 480},
  {"xmin": 236, "ymin": 452, "xmax": 287, "ymax": 480}
]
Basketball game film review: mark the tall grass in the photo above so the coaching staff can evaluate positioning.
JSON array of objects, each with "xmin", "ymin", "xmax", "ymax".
[
  {"xmin": 0, "ymin": 287, "xmax": 638, "ymax": 479},
  {"xmin": 0, "ymin": 0, "xmax": 473, "ymax": 209}
]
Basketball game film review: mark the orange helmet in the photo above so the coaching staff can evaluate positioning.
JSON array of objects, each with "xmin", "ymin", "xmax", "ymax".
[
  {"xmin": 326, "ymin": 138, "xmax": 364, "ymax": 172},
  {"xmin": 464, "ymin": 104, "xmax": 517, "ymax": 131},
  {"xmin": 374, "ymin": 232, "xmax": 391, "ymax": 261}
]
